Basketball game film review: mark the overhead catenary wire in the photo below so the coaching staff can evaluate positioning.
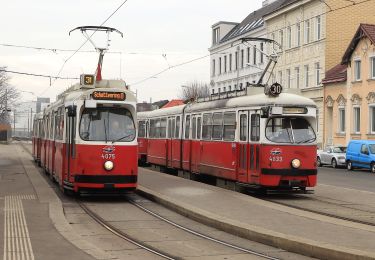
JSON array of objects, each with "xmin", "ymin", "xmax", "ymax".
[
  {"xmin": 0, "ymin": 69, "xmax": 78, "ymax": 80},
  {"xmin": 44, "ymin": 0, "xmax": 130, "ymax": 93}
]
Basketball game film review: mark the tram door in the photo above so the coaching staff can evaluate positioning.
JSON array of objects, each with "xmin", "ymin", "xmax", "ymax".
[
  {"xmin": 237, "ymin": 111, "xmax": 261, "ymax": 184},
  {"xmin": 190, "ymin": 115, "xmax": 201, "ymax": 173},
  {"xmin": 237, "ymin": 111, "xmax": 249, "ymax": 183},
  {"xmin": 167, "ymin": 117, "xmax": 174, "ymax": 168}
]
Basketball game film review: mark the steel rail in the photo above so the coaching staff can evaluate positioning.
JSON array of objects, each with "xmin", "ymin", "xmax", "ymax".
[
  {"xmin": 129, "ymin": 199, "xmax": 281, "ymax": 260},
  {"xmin": 79, "ymin": 203, "xmax": 178, "ymax": 260},
  {"xmin": 263, "ymin": 196, "xmax": 375, "ymax": 227}
]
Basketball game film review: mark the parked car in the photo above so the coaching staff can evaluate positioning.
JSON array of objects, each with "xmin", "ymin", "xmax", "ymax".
[
  {"xmin": 317, "ymin": 146, "xmax": 346, "ymax": 168},
  {"xmin": 346, "ymin": 140, "xmax": 375, "ymax": 173}
]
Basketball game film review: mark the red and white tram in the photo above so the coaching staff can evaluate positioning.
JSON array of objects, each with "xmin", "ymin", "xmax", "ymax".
[
  {"xmin": 138, "ymin": 89, "xmax": 317, "ymax": 191},
  {"xmin": 32, "ymin": 78, "xmax": 138, "ymax": 194}
]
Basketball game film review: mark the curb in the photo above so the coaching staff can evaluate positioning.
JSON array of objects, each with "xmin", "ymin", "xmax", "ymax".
[
  {"xmin": 137, "ymin": 185, "xmax": 375, "ymax": 260},
  {"xmin": 17, "ymin": 145, "xmax": 113, "ymax": 260}
]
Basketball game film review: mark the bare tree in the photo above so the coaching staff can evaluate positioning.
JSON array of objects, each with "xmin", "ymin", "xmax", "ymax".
[
  {"xmin": 179, "ymin": 81, "xmax": 210, "ymax": 101},
  {"xmin": 0, "ymin": 67, "xmax": 19, "ymax": 124}
]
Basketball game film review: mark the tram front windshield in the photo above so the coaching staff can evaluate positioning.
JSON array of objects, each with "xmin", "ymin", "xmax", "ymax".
[
  {"xmin": 265, "ymin": 117, "xmax": 316, "ymax": 144},
  {"xmin": 80, "ymin": 107, "xmax": 136, "ymax": 142}
]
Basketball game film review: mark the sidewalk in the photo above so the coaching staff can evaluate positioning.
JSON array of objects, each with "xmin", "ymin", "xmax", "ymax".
[
  {"xmin": 138, "ymin": 168, "xmax": 375, "ymax": 260},
  {"xmin": 0, "ymin": 144, "xmax": 110, "ymax": 260}
]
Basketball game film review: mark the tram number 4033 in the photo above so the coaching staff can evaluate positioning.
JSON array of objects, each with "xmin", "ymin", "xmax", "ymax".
[{"xmin": 269, "ymin": 156, "xmax": 283, "ymax": 162}]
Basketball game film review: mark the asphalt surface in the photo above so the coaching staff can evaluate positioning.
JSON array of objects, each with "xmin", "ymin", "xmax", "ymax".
[{"xmin": 317, "ymin": 165, "xmax": 375, "ymax": 192}]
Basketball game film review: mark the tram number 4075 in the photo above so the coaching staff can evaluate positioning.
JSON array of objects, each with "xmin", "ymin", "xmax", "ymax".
[{"xmin": 101, "ymin": 153, "xmax": 116, "ymax": 160}]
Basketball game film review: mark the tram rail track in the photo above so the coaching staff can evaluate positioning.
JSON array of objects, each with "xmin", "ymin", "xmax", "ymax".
[
  {"xmin": 80, "ymin": 198, "xmax": 281, "ymax": 260},
  {"xmin": 260, "ymin": 194, "xmax": 375, "ymax": 227}
]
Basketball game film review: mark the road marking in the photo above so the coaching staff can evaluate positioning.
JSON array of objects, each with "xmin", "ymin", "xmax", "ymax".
[{"xmin": 3, "ymin": 195, "xmax": 35, "ymax": 260}]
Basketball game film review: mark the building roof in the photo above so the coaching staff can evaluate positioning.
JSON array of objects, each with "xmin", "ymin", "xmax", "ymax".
[
  {"xmin": 342, "ymin": 23, "xmax": 375, "ymax": 64},
  {"xmin": 162, "ymin": 99, "xmax": 184, "ymax": 108},
  {"xmin": 322, "ymin": 64, "xmax": 347, "ymax": 85},
  {"xmin": 219, "ymin": 0, "xmax": 298, "ymax": 44}
]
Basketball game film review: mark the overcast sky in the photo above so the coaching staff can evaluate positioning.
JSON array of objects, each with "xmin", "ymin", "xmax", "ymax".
[{"xmin": 0, "ymin": 0, "xmax": 264, "ymax": 103}]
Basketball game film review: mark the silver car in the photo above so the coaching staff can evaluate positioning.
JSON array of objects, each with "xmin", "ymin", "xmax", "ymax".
[{"xmin": 317, "ymin": 146, "xmax": 347, "ymax": 168}]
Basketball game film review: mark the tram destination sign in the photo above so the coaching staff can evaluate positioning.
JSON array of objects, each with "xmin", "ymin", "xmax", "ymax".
[{"xmin": 92, "ymin": 91, "xmax": 126, "ymax": 101}]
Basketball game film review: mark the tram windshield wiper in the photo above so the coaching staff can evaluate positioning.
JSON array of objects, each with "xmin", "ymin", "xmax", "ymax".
[
  {"xmin": 296, "ymin": 137, "xmax": 316, "ymax": 144},
  {"xmin": 104, "ymin": 118, "xmax": 108, "ymax": 143},
  {"xmin": 112, "ymin": 133, "xmax": 135, "ymax": 144}
]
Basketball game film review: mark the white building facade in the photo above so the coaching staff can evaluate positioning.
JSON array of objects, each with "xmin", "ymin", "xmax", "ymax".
[
  {"xmin": 264, "ymin": 0, "xmax": 326, "ymax": 147},
  {"xmin": 208, "ymin": 0, "xmax": 286, "ymax": 95}
]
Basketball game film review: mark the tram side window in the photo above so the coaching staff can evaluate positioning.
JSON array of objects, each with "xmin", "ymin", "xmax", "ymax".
[
  {"xmin": 160, "ymin": 118, "xmax": 167, "ymax": 138},
  {"xmin": 212, "ymin": 112, "xmax": 223, "ymax": 140},
  {"xmin": 167, "ymin": 118, "xmax": 172, "ymax": 138},
  {"xmin": 202, "ymin": 113, "xmax": 212, "ymax": 140},
  {"xmin": 150, "ymin": 119, "xmax": 156, "ymax": 138},
  {"xmin": 55, "ymin": 108, "xmax": 64, "ymax": 141},
  {"xmin": 138, "ymin": 121, "xmax": 146, "ymax": 138},
  {"xmin": 171, "ymin": 118, "xmax": 176, "ymax": 139},
  {"xmin": 175, "ymin": 116, "xmax": 180, "ymax": 138},
  {"xmin": 250, "ymin": 114, "xmax": 260, "ymax": 141},
  {"xmin": 223, "ymin": 112, "xmax": 236, "ymax": 141},
  {"xmin": 197, "ymin": 117, "xmax": 202, "ymax": 139},
  {"xmin": 192, "ymin": 117, "xmax": 197, "ymax": 139},
  {"xmin": 185, "ymin": 115, "xmax": 191, "ymax": 139},
  {"xmin": 240, "ymin": 114, "xmax": 248, "ymax": 141},
  {"xmin": 49, "ymin": 114, "xmax": 54, "ymax": 139}
]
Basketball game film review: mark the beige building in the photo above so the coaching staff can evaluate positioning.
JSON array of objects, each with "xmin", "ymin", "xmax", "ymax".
[
  {"xmin": 325, "ymin": 0, "xmax": 375, "ymax": 70},
  {"xmin": 323, "ymin": 24, "xmax": 375, "ymax": 147},
  {"xmin": 264, "ymin": 0, "xmax": 326, "ymax": 147}
]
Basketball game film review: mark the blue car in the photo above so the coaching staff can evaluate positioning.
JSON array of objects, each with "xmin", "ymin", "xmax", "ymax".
[{"xmin": 346, "ymin": 140, "xmax": 375, "ymax": 173}]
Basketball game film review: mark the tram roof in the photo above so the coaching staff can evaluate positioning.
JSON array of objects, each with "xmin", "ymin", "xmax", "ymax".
[
  {"xmin": 185, "ymin": 93, "xmax": 316, "ymax": 113},
  {"xmin": 138, "ymin": 93, "xmax": 316, "ymax": 119}
]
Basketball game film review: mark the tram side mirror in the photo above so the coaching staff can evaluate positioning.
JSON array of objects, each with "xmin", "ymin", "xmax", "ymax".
[
  {"xmin": 67, "ymin": 105, "xmax": 76, "ymax": 117},
  {"xmin": 260, "ymin": 107, "xmax": 270, "ymax": 118}
]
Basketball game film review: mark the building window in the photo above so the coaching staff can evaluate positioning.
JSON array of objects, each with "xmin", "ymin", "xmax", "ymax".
[
  {"xmin": 305, "ymin": 20, "xmax": 310, "ymax": 44},
  {"xmin": 235, "ymin": 52, "xmax": 238, "ymax": 70},
  {"xmin": 229, "ymin": 54, "xmax": 232, "ymax": 71},
  {"xmin": 224, "ymin": 56, "xmax": 227, "ymax": 73},
  {"xmin": 223, "ymin": 87, "xmax": 226, "ymax": 92},
  {"xmin": 278, "ymin": 71, "xmax": 283, "ymax": 84},
  {"xmin": 260, "ymin": 43, "xmax": 264, "ymax": 63},
  {"xmin": 241, "ymin": 49, "xmax": 244, "ymax": 68},
  {"xmin": 229, "ymin": 86, "xmax": 231, "ymax": 91},
  {"xmin": 295, "ymin": 66, "xmax": 300, "ymax": 88},
  {"xmin": 212, "ymin": 59, "xmax": 215, "ymax": 76},
  {"xmin": 219, "ymin": 57, "xmax": 222, "ymax": 75},
  {"xmin": 338, "ymin": 107, "xmax": 346, "ymax": 133},
  {"xmin": 296, "ymin": 23, "xmax": 301, "ymax": 46},
  {"xmin": 247, "ymin": 47, "xmax": 250, "ymax": 63},
  {"xmin": 253, "ymin": 46, "xmax": 256, "ymax": 65},
  {"xmin": 316, "ymin": 16, "xmax": 321, "ymax": 40},
  {"xmin": 354, "ymin": 59, "xmax": 361, "ymax": 81},
  {"xmin": 370, "ymin": 106, "xmax": 375, "ymax": 133},
  {"xmin": 286, "ymin": 69, "xmax": 291, "ymax": 88},
  {"xmin": 353, "ymin": 106, "xmax": 360, "ymax": 133},
  {"xmin": 304, "ymin": 65, "xmax": 309, "ymax": 87},
  {"xmin": 287, "ymin": 26, "xmax": 292, "ymax": 48},
  {"xmin": 371, "ymin": 57, "xmax": 375, "ymax": 79},
  {"xmin": 218, "ymin": 87, "xmax": 221, "ymax": 93},
  {"xmin": 315, "ymin": 62, "xmax": 321, "ymax": 86},
  {"xmin": 213, "ymin": 28, "xmax": 220, "ymax": 44},
  {"xmin": 212, "ymin": 89, "xmax": 215, "ymax": 94},
  {"xmin": 279, "ymin": 30, "xmax": 284, "ymax": 48},
  {"xmin": 316, "ymin": 109, "xmax": 319, "ymax": 133}
]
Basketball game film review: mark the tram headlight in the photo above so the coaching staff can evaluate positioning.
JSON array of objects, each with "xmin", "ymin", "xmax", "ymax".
[
  {"xmin": 104, "ymin": 161, "xmax": 114, "ymax": 171},
  {"xmin": 291, "ymin": 159, "xmax": 301, "ymax": 169}
]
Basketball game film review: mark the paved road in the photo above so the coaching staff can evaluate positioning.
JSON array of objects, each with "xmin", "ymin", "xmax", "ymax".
[{"xmin": 317, "ymin": 165, "xmax": 375, "ymax": 192}]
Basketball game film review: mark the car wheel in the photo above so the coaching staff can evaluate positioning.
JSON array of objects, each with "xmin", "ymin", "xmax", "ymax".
[
  {"xmin": 332, "ymin": 158, "xmax": 337, "ymax": 168},
  {"xmin": 371, "ymin": 163, "xmax": 375, "ymax": 173},
  {"xmin": 347, "ymin": 161, "xmax": 353, "ymax": 171},
  {"xmin": 317, "ymin": 157, "xmax": 321, "ymax": 167}
]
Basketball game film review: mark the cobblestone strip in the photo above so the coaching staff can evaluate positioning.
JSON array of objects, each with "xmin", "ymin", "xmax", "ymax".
[{"xmin": 3, "ymin": 195, "xmax": 35, "ymax": 260}]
